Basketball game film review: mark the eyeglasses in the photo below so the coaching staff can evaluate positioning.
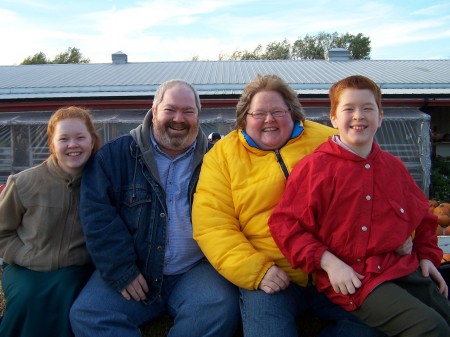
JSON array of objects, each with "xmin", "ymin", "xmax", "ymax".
[{"xmin": 246, "ymin": 110, "xmax": 289, "ymax": 119}]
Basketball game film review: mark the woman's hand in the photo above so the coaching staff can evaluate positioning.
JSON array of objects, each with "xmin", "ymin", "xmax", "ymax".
[
  {"xmin": 395, "ymin": 236, "xmax": 413, "ymax": 255},
  {"xmin": 258, "ymin": 265, "xmax": 290, "ymax": 294}
]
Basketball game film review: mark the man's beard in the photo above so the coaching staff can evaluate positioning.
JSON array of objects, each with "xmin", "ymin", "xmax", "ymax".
[{"xmin": 153, "ymin": 119, "xmax": 199, "ymax": 154}]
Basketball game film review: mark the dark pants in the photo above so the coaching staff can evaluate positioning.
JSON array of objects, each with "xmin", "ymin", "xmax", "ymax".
[
  {"xmin": 352, "ymin": 269, "xmax": 450, "ymax": 337},
  {"xmin": 239, "ymin": 282, "xmax": 386, "ymax": 337},
  {"xmin": 0, "ymin": 263, "xmax": 92, "ymax": 337}
]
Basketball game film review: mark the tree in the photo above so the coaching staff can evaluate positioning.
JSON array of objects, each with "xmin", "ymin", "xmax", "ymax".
[
  {"xmin": 52, "ymin": 47, "xmax": 90, "ymax": 64},
  {"xmin": 264, "ymin": 39, "xmax": 291, "ymax": 60},
  {"xmin": 227, "ymin": 40, "xmax": 291, "ymax": 61},
  {"xmin": 291, "ymin": 33, "xmax": 327, "ymax": 60},
  {"xmin": 292, "ymin": 32, "xmax": 371, "ymax": 60},
  {"xmin": 344, "ymin": 33, "xmax": 371, "ymax": 60},
  {"xmin": 20, "ymin": 47, "xmax": 90, "ymax": 65},
  {"xmin": 21, "ymin": 52, "xmax": 49, "ymax": 65},
  {"xmin": 229, "ymin": 44, "xmax": 264, "ymax": 60},
  {"xmin": 224, "ymin": 32, "xmax": 371, "ymax": 61}
]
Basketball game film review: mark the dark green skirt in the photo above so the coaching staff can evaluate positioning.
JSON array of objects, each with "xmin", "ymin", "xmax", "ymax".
[{"xmin": 0, "ymin": 263, "xmax": 93, "ymax": 337}]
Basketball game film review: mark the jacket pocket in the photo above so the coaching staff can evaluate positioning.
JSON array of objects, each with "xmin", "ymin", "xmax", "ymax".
[
  {"xmin": 120, "ymin": 188, "xmax": 153, "ymax": 235},
  {"xmin": 386, "ymin": 198, "xmax": 410, "ymax": 223}
]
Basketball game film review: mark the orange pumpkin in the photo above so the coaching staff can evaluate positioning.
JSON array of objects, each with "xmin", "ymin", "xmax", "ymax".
[
  {"xmin": 440, "ymin": 202, "xmax": 450, "ymax": 210},
  {"xmin": 429, "ymin": 199, "xmax": 439, "ymax": 208},
  {"xmin": 438, "ymin": 215, "xmax": 450, "ymax": 227},
  {"xmin": 434, "ymin": 204, "xmax": 450, "ymax": 216}
]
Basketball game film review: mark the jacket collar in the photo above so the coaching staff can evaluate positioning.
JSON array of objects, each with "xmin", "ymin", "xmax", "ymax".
[
  {"xmin": 240, "ymin": 120, "xmax": 304, "ymax": 151},
  {"xmin": 318, "ymin": 137, "xmax": 381, "ymax": 161},
  {"xmin": 129, "ymin": 109, "xmax": 209, "ymax": 180},
  {"xmin": 46, "ymin": 155, "xmax": 81, "ymax": 187}
]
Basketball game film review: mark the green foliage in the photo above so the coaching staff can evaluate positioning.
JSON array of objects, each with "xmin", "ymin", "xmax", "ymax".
[
  {"xmin": 345, "ymin": 33, "xmax": 371, "ymax": 59},
  {"xmin": 222, "ymin": 32, "xmax": 371, "ymax": 61},
  {"xmin": 431, "ymin": 159, "xmax": 450, "ymax": 202},
  {"xmin": 264, "ymin": 39, "xmax": 291, "ymax": 60},
  {"xmin": 230, "ymin": 44, "xmax": 264, "ymax": 60},
  {"xmin": 292, "ymin": 32, "xmax": 334, "ymax": 60},
  {"xmin": 292, "ymin": 31, "xmax": 371, "ymax": 60},
  {"xmin": 52, "ymin": 47, "xmax": 90, "ymax": 64},
  {"xmin": 21, "ymin": 51, "xmax": 49, "ymax": 65},
  {"xmin": 20, "ymin": 47, "xmax": 90, "ymax": 65}
]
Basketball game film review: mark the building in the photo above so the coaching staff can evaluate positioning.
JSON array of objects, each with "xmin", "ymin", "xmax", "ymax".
[{"xmin": 0, "ymin": 49, "xmax": 449, "ymax": 194}]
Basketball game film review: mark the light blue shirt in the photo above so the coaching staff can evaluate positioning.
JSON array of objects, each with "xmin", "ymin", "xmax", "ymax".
[{"xmin": 149, "ymin": 129, "xmax": 204, "ymax": 275}]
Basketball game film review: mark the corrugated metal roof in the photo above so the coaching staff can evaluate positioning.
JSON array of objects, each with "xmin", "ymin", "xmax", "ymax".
[{"xmin": 0, "ymin": 59, "xmax": 449, "ymax": 99}]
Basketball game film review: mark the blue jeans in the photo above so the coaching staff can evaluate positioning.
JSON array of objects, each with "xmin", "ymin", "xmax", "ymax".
[
  {"xmin": 70, "ymin": 260, "xmax": 240, "ymax": 337},
  {"xmin": 239, "ymin": 283, "xmax": 386, "ymax": 337}
]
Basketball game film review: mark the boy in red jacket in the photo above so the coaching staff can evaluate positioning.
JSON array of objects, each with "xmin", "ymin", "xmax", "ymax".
[{"xmin": 269, "ymin": 75, "xmax": 450, "ymax": 337}]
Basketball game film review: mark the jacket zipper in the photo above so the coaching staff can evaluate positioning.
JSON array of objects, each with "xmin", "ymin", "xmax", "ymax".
[
  {"xmin": 275, "ymin": 149, "xmax": 289, "ymax": 179},
  {"xmin": 275, "ymin": 148, "xmax": 314, "ymax": 287}
]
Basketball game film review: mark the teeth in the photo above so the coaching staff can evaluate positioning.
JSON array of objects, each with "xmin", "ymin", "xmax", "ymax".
[
  {"xmin": 263, "ymin": 128, "xmax": 277, "ymax": 131},
  {"xmin": 67, "ymin": 153, "xmax": 81, "ymax": 156}
]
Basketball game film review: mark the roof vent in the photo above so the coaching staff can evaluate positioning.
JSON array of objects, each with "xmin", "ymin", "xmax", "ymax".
[
  {"xmin": 326, "ymin": 48, "xmax": 350, "ymax": 61},
  {"xmin": 112, "ymin": 51, "xmax": 128, "ymax": 64}
]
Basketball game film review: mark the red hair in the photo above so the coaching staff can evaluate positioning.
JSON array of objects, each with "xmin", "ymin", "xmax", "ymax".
[
  {"xmin": 329, "ymin": 75, "xmax": 382, "ymax": 117},
  {"xmin": 47, "ymin": 106, "xmax": 101, "ymax": 155}
]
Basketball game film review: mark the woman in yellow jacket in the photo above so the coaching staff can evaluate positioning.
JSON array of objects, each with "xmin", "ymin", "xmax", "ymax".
[{"xmin": 192, "ymin": 74, "xmax": 386, "ymax": 337}]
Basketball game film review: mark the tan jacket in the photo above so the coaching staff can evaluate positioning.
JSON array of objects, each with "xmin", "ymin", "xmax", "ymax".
[{"xmin": 0, "ymin": 156, "xmax": 89, "ymax": 271}]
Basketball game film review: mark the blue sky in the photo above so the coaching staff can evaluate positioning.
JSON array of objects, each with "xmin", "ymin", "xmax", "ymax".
[{"xmin": 0, "ymin": 0, "xmax": 449, "ymax": 65}]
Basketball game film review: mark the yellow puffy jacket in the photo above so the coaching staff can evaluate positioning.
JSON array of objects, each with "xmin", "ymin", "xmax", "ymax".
[{"xmin": 192, "ymin": 120, "xmax": 337, "ymax": 290}]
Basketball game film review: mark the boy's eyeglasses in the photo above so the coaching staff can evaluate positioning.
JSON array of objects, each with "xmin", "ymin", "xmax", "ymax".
[{"xmin": 246, "ymin": 110, "xmax": 289, "ymax": 119}]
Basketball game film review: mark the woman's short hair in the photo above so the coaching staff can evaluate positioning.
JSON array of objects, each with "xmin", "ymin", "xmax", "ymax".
[{"xmin": 235, "ymin": 74, "xmax": 305, "ymax": 130}]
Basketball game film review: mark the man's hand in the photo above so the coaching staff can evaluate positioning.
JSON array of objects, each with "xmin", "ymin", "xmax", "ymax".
[
  {"xmin": 258, "ymin": 265, "xmax": 290, "ymax": 294},
  {"xmin": 121, "ymin": 273, "xmax": 149, "ymax": 301}
]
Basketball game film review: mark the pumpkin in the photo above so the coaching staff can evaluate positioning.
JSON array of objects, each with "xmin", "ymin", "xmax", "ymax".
[
  {"xmin": 433, "ymin": 204, "xmax": 450, "ymax": 216},
  {"xmin": 438, "ymin": 215, "xmax": 450, "ymax": 227},
  {"xmin": 432, "ymin": 200, "xmax": 450, "ymax": 234},
  {"xmin": 429, "ymin": 199, "xmax": 440, "ymax": 208}
]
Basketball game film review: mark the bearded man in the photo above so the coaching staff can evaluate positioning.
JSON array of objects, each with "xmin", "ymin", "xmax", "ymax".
[{"xmin": 70, "ymin": 80, "xmax": 240, "ymax": 337}]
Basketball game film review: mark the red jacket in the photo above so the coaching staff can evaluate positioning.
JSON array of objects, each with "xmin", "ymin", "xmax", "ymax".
[{"xmin": 269, "ymin": 139, "xmax": 441, "ymax": 311}]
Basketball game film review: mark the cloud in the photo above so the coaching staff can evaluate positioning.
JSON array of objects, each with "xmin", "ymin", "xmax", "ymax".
[
  {"xmin": 0, "ymin": 0, "xmax": 449, "ymax": 65},
  {"xmin": 412, "ymin": 3, "xmax": 450, "ymax": 16}
]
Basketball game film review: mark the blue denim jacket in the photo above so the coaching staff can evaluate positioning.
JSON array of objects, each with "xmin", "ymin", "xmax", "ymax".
[{"xmin": 79, "ymin": 110, "xmax": 209, "ymax": 300}]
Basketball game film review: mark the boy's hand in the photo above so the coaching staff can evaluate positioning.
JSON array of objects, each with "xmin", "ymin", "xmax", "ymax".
[
  {"xmin": 419, "ymin": 259, "xmax": 448, "ymax": 298},
  {"xmin": 395, "ymin": 236, "xmax": 413, "ymax": 255},
  {"xmin": 321, "ymin": 250, "xmax": 364, "ymax": 295}
]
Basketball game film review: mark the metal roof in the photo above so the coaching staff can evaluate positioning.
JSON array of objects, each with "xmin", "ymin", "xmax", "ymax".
[{"xmin": 0, "ymin": 59, "xmax": 449, "ymax": 99}]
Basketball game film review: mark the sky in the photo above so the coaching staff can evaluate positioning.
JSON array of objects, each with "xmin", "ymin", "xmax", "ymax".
[{"xmin": 0, "ymin": 0, "xmax": 449, "ymax": 65}]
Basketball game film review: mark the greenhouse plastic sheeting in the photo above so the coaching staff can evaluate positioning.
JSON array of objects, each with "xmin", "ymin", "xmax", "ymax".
[{"xmin": 0, "ymin": 107, "xmax": 431, "ymax": 196}]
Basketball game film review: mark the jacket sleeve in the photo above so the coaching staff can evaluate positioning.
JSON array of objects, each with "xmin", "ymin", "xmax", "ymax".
[
  {"xmin": 0, "ymin": 176, "xmax": 26, "ymax": 263},
  {"xmin": 192, "ymin": 147, "xmax": 275, "ymax": 290},
  {"xmin": 269, "ymin": 156, "xmax": 330, "ymax": 273},
  {"xmin": 404, "ymin": 172, "xmax": 442, "ymax": 267},
  {"xmin": 80, "ymin": 150, "xmax": 140, "ymax": 292}
]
